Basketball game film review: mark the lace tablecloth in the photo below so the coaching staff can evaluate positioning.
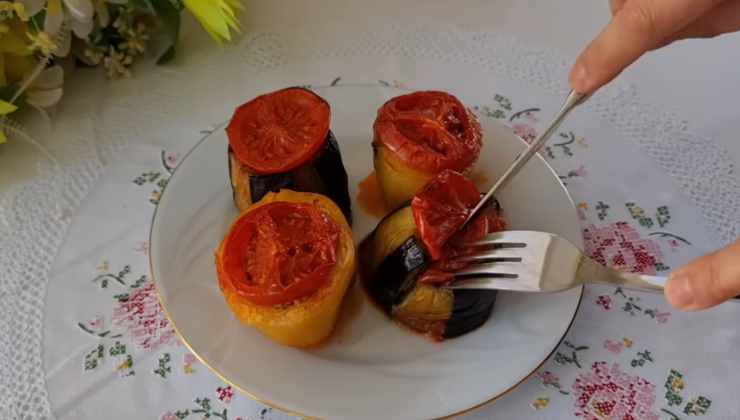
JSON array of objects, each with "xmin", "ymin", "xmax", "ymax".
[{"xmin": 2, "ymin": 20, "xmax": 740, "ymax": 420}]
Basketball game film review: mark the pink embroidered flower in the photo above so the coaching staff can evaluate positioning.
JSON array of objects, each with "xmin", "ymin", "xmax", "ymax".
[
  {"xmin": 573, "ymin": 362, "xmax": 659, "ymax": 420},
  {"xmin": 160, "ymin": 412, "xmax": 177, "ymax": 420},
  {"xmin": 512, "ymin": 123, "xmax": 537, "ymax": 143},
  {"xmin": 524, "ymin": 111, "xmax": 539, "ymax": 123},
  {"xmin": 166, "ymin": 153, "xmax": 179, "ymax": 167},
  {"xmin": 577, "ymin": 203, "xmax": 588, "ymax": 221},
  {"xmin": 538, "ymin": 371, "xmax": 559, "ymax": 387},
  {"xmin": 655, "ymin": 312, "xmax": 670, "ymax": 324},
  {"xmin": 583, "ymin": 222, "xmax": 665, "ymax": 275},
  {"xmin": 603, "ymin": 339, "xmax": 623, "ymax": 354},
  {"xmin": 134, "ymin": 241, "xmax": 149, "ymax": 255},
  {"xmin": 88, "ymin": 315, "xmax": 104, "ymax": 331},
  {"xmin": 217, "ymin": 386, "xmax": 234, "ymax": 404},
  {"xmin": 112, "ymin": 282, "xmax": 178, "ymax": 351},
  {"xmin": 596, "ymin": 295, "xmax": 612, "ymax": 310},
  {"xmin": 572, "ymin": 165, "xmax": 588, "ymax": 178},
  {"xmin": 184, "ymin": 353, "xmax": 197, "ymax": 365}
]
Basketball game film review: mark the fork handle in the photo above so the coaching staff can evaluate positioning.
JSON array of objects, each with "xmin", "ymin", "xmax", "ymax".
[{"xmin": 577, "ymin": 256, "xmax": 667, "ymax": 292}]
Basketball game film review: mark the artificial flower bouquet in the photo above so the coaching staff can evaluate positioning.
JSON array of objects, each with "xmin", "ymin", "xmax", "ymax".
[{"xmin": 0, "ymin": 0, "xmax": 241, "ymax": 143}]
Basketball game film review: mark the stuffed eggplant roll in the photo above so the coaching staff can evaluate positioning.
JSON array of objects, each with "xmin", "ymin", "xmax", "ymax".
[
  {"xmin": 360, "ymin": 170, "xmax": 505, "ymax": 340},
  {"xmin": 227, "ymin": 87, "xmax": 352, "ymax": 222}
]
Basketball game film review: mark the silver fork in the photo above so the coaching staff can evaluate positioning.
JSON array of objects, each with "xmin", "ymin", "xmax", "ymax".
[{"xmin": 446, "ymin": 230, "xmax": 666, "ymax": 293}]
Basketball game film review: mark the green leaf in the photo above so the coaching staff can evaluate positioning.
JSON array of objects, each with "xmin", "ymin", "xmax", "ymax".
[
  {"xmin": 0, "ymin": 100, "xmax": 18, "ymax": 115},
  {"xmin": 130, "ymin": 0, "xmax": 157, "ymax": 15},
  {"xmin": 157, "ymin": 46, "xmax": 176, "ymax": 65},
  {"xmin": 151, "ymin": 0, "xmax": 182, "ymax": 64}
]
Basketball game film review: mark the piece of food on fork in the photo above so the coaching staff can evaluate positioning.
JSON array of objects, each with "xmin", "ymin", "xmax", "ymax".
[{"xmin": 359, "ymin": 170, "xmax": 506, "ymax": 341}]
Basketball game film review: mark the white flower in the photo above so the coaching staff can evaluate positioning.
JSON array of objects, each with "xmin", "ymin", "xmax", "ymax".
[
  {"xmin": 26, "ymin": 65, "xmax": 63, "ymax": 110},
  {"xmin": 15, "ymin": 0, "xmax": 44, "ymax": 17},
  {"xmin": 45, "ymin": 0, "xmax": 94, "ymax": 39}
]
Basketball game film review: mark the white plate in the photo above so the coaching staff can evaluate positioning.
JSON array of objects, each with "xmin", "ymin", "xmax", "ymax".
[{"xmin": 150, "ymin": 85, "xmax": 583, "ymax": 420}]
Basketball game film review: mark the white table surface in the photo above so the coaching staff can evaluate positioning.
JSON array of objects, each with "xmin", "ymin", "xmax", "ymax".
[{"xmin": 3, "ymin": 0, "xmax": 739, "ymax": 196}]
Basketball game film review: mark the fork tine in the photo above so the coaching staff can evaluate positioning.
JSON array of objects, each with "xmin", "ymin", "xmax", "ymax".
[
  {"xmin": 451, "ymin": 254, "xmax": 523, "ymax": 264},
  {"xmin": 453, "ymin": 263, "xmax": 520, "ymax": 278},
  {"xmin": 466, "ymin": 240, "xmax": 527, "ymax": 248},
  {"xmin": 445, "ymin": 277, "xmax": 518, "ymax": 290}
]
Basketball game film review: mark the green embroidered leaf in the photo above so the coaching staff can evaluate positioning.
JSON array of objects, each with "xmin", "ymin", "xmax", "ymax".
[
  {"xmin": 84, "ymin": 344, "xmax": 106, "ymax": 371},
  {"xmin": 684, "ymin": 396, "xmax": 712, "ymax": 415},
  {"xmin": 109, "ymin": 341, "xmax": 126, "ymax": 356}
]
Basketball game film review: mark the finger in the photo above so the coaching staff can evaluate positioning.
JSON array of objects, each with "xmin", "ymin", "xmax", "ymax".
[
  {"xmin": 570, "ymin": 0, "xmax": 724, "ymax": 93},
  {"xmin": 609, "ymin": 0, "xmax": 627, "ymax": 15},
  {"xmin": 653, "ymin": 0, "xmax": 740, "ymax": 49},
  {"xmin": 665, "ymin": 239, "xmax": 740, "ymax": 311}
]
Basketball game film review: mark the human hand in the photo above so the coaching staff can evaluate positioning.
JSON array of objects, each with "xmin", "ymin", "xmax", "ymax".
[
  {"xmin": 570, "ymin": 0, "xmax": 740, "ymax": 93},
  {"xmin": 664, "ymin": 240, "xmax": 740, "ymax": 310}
]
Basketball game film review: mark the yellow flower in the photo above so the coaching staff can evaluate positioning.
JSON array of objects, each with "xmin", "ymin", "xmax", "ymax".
[
  {"xmin": 0, "ymin": 100, "xmax": 18, "ymax": 144},
  {"xmin": 117, "ymin": 358, "xmax": 132, "ymax": 370},
  {"xmin": 622, "ymin": 337, "xmax": 633, "ymax": 348},
  {"xmin": 183, "ymin": 0, "xmax": 242, "ymax": 44},
  {"xmin": 671, "ymin": 377, "xmax": 685, "ymax": 392},
  {"xmin": 27, "ymin": 31, "xmax": 58, "ymax": 56},
  {"xmin": 531, "ymin": 397, "xmax": 550, "ymax": 410},
  {"xmin": 0, "ymin": 1, "xmax": 29, "ymax": 21}
]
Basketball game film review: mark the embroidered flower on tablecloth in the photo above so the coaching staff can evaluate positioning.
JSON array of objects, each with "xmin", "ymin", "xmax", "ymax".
[
  {"xmin": 573, "ymin": 362, "xmax": 659, "ymax": 420},
  {"xmin": 112, "ymin": 281, "xmax": 178, "ymax": 351},
  {"xmin": 216, "ymin": 385, "xmax": 233, "ymax": 404},
  {"xmin": 160, "ymin": 412, "xmax": 178, "ymax": 420},
  {"xmin": 577, "ymin": 203, "xmax": 588, "ymax": 221},
  {"xmin": 596, "ymin": 295, "xmax": 613, "ymax": 310},
  {"xmin": 183, "ymin": 352, "xmax": 197, "ymax": 374},
  {"xmin": 133, "ymin": 241, "xmax": 149, "ymax": 255},
  {"xmin": 532, "ymin": 396, "xmax": 550, "ymax": 410},
  {"xmin": 512, "ymin": 123, "xmax": 537, "ymax": 143},
  {"xmin": 583, "ymin": 222, "xmax": 667, "ymax": 274},
  {"xmin": 603, "ymin": 339, "xmax": 623, "ymax": 354}
]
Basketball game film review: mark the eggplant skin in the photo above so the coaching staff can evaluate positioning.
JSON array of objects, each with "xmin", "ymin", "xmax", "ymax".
[
  {"xmin": 443, "ymin": 289, "xmax": 497, "ymax": 339},
  {"xmin": 229, "ymin": 131, "xmax": 352, "ymax": 222},
  {"xmin": 362, "ymin": 235, "xmax": 428, "ymax": 312}
]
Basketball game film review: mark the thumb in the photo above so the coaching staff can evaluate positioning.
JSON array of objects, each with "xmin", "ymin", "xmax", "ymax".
[
  {"xmin": 665, "ymin": 240, "xmax": 740, "ymax": 311},
  {"xmin": 570, "ymin": 0, "xmax": 723, "ymax": 93}
]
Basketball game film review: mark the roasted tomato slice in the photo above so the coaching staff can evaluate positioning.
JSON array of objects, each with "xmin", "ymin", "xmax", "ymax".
[
  {"xmin": 227, "ymin": 87, "xmax": 331, "ymax": 174},
  {"xmin": 411, "ymin": 170, "xmax": 481, "ymax": 260},
  {"xmin": 417, "ymin": 204, "xmax": 506, "ymax": 285},
  {"xmin": 219, "ymin": 201, "xmax": 340, "ymax": 306},
  {"xmin": 373, "ymin": 91, "xmax": 482, "ymax": 173}
]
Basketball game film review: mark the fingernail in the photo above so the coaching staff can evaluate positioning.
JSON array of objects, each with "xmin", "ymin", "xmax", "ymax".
[
  {"xmin": 666, "ymin": 271, "xmax": 694, "ymax": 309},
  {"xmin": 569, "ymin": 62, "xmax": 590, "ymax": 93}
]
